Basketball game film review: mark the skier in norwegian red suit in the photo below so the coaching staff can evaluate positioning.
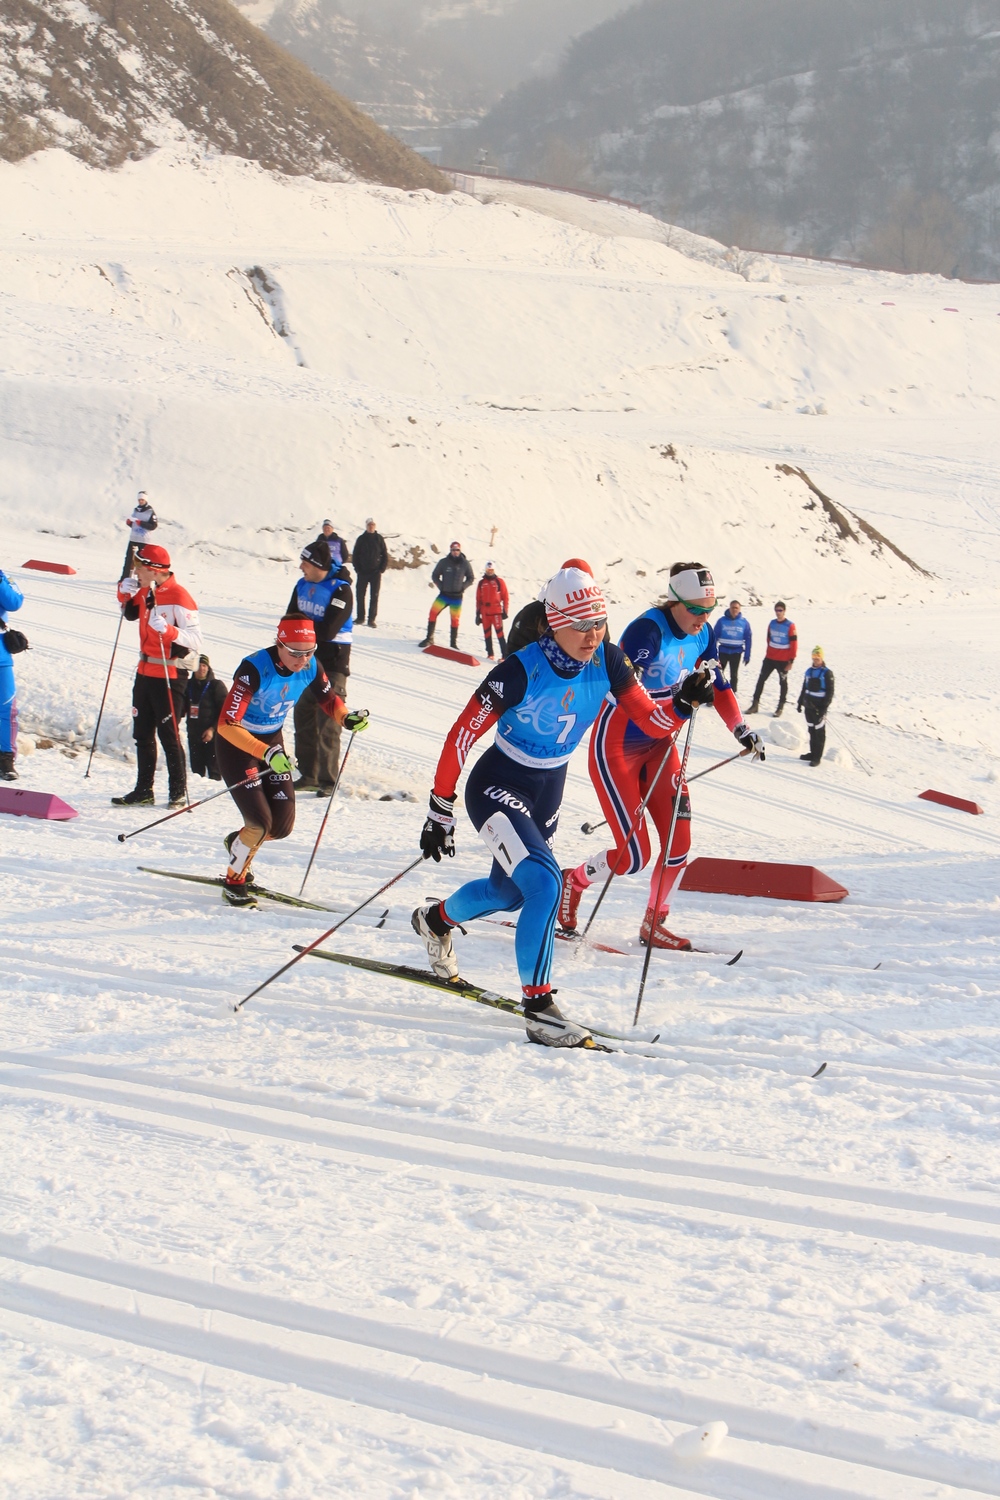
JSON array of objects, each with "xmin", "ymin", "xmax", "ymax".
[
  {"xmin": 112, "ymin": 544, "xmax": 202, "ymax": 808},
  {"xmin": 411, "ymin": 566, "xmax": 715, "ymax": 1048},
  {"xmin": 475, "ymin": 561, "xmax": 509, "ymax": 659},
  {"xmin": 559, "ymin": 563, "xmax": 766, "ymax": 950},
  {"xmin": 215, "ymin": 617, "xmax": 369, "ymax": 906}
]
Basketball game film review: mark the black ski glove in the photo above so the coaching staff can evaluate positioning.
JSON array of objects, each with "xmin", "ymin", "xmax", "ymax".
[
  {"xmin": 734, "ymin": 723, "xmax": 765, "ymax": 761},
  {"xmin": 2, "ymin": 629, "xmax": 28, "ymax": 655},
  {"xmin": 421, "ymin": 791, "xmax": 456, "ymax": 861},
  {"xmin": 672, "ymin": 667, "xmax": 714, "ymax": 716}
]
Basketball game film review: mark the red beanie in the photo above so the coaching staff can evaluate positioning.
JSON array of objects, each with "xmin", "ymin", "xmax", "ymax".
[
  {"xmin": 560, "ymin": 557, "xmax": 593, "ymax": 577},
  {"xmin": 277, "ymin": 616, "xmax": 316, "ymax": 647}
]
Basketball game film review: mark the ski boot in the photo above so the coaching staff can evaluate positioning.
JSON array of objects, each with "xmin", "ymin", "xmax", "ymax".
[
  {"xmin": 524, "ymin": 999, "xmax": 594, "ymax": 1048},
  {"xmin": 639, "ymin": 908, "xmax": 692, "ymax": 951},
  {"xmin": 111, "ymin": 787, "xmax": 154, "ymax": 806},
  {"xmin": 0, "ymin": 751, "xmax": 18, "ymax": 781},
  {"xmin": 411, "ymin": 902, "xmax": 459, "ymax": 980},
  {"xmin": 292, "ymin": 775, "xmax": 319, "ymax": 791},
  {"xmin": 222, "ymin": 878, "xmax": 258, "ymax": 909},
  {"xmin": 557, "ymin": 867, "xmax": 586, "ymax": 932},
  {"xmin": 167, "ymin": 792, "xmax": 188, "ymax": 809}
]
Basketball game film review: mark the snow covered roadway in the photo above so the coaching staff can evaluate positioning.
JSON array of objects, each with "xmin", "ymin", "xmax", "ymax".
[{"xmin": 2, "ymin": 147, "xmax": 1000, "ymax": 1498}]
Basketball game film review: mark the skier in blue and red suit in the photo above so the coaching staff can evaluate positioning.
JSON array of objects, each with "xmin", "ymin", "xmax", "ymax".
[
  {"xmin": 559, "ymin": 563, "xmax": 766, "ymax": 952},
  {"xmin": 411, "ymin": 565, "xmax": 717, "ymax": 1048}
]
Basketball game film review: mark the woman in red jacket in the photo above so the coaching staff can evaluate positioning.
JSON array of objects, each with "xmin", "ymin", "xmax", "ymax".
[{"xmin": 474, "ymin": 561, "xmax": 509, "ymax": 659}]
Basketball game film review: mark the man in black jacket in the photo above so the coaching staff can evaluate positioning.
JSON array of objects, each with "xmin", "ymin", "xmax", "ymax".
[
  {"xmin": 184, "ymin": 655, "xmax": 227, "ymax": 779},
  {"xmin": 797, "ymin": 646, "xmax": 835, "ymax": 766},
  {"xmin": 352, "ymin": 517, "xmax": 389, "ymax": 627},
  {"xmin": 420, "ymin": 541, "xmax": 475, "ymax": 649}
]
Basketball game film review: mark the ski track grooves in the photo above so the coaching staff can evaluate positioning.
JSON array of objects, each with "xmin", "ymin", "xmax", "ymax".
[
  {"xmin": 0, "ymin": 1240, "xmax": 995, "ymax": 1500},
  {"xmin": 2, "ymin": 1056, "xmax": 1000, "ymax": 1258}
]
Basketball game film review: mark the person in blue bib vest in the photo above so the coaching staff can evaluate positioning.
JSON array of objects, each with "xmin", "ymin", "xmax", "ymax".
[
  {"xmin": 797, "ymin": 646, "xmax": 835, "ymax": 766},
  {"xmin": 215, "ymin": 616, "xmax": 369, "ymax": 907},
  {"xmin": 410, "ymin": 565, "xmax": 715, "ymax": 1048},
  {"xmin": 0, "ymin": 566, "xmax": 27, "ymax": 781},
  {"xmin": 287, "ymin": 538, "xmax": 354, "ymax": 796},
  {"xmin": 712, "ymin": 598, "xmax": 752, "ymax": 691}
]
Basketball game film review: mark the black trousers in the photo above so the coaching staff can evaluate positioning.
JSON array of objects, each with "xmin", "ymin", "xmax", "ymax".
[
  {"xmin": 188, "ymin": 727, "xmax": 221, "ymax": 778},
  {"xmin": 355, "ymin": 571, "xmax": 382, "ymax": 624},
  {"xmin": 803, "ymin": 700, "xmax": 828, "ymax": 762},
  {"xmin": 132, "ymin": 675, "xmax": 187, "ymax": 798},
  {"xmin": 751, "ymin": 657, "xmax": 791, "ymax": 711},
  {"xmin": 719, "ymin": 651, "xmax": 743, "ymax": 690}
]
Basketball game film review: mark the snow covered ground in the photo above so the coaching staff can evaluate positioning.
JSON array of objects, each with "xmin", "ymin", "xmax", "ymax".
[{"xmin": 1, "ymin": 147, "xmax": 1000, "ymax": 1499}]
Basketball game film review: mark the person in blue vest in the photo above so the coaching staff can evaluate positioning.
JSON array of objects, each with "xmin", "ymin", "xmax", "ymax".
[
  {"xmin": 215, "ymin": 616, "xmax": 369, "ymax": 906},
  {"xmin": 286, "ymin": 539, "xmax": 354, "ymax": 796},
  {"xmin": 797, "ymin": 646, "xmax": 835, "ymax": 766},
  {"xmin": 410, "ymin": 565, "xmax": 715, "ymax": 1048},
  {"xmin": 712, "ymin": 598, "xmax": 752, "ymax": 691},
  {"xmin": 0, "ymin": 566, "xmax": 27, "ymax": 781}
]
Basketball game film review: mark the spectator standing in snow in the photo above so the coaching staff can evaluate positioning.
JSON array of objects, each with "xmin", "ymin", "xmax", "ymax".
[
  {"xmin": 475, "ymin": 561, "xmax": 509, "ymax": 659},
  {"xmin": 797, "ymin": 646, "xmax": 835, "ymax": 766},
  {"xmin": 122, "ymin": 490, "xmax": 157, "ymax": 579},
  {"xmin": 352, "ymin": 518, "xmax": 388, "ymax": 627},
  {"xmin": 313, "ymin": 520, "xmax": 350, "ymax": 568},
  {"xmin": 185, "ymin": 655, "xmax": 227, "ymax": 780},
  {"xmin": 712, "ymin": 598, "xmax": 752, "ymax": 690},
  {"xmin": 420, "ymin": 541, "xmax": 474, "ymax": 649},
  {"xmin": 0, "ymin": 566, "xmax": 27, "ymax": 782},
  {"xmin": 748, "ymin": 601, "xmax": 797, "ymax": 717}
]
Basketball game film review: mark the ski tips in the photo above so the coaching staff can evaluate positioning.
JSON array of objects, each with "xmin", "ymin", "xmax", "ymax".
[
  {"xmin": 726, "ymin": 949, "xmax": 743, "ymax": 966},
  {"xmin": 811, "ymin": 1061, "xmax": 828, "ymax": 1078}
]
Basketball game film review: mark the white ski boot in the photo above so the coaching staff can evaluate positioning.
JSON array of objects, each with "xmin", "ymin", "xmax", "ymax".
[{"xmin": 411, "ymin": 903, "xmax": 459, "ymax": 981}]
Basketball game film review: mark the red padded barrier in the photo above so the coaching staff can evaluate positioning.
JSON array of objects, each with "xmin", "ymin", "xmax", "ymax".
[
  {"xmin": 918, "ymin": 789, "xmax": 984, "ymax": 816},
  {"xmin": 421, "ymin": 644, "xmax": 482, "ymax": 667},
  {"xmin": 22, "ymin": 559, "xmax": 77, "ymax": 574},
  {"xmin": 681, "ymin": 857, "xmax": 848, "ymax": 903},
  {"xmin": 0, "ymin": 788, "xmax": 79, "ymax": 821}
]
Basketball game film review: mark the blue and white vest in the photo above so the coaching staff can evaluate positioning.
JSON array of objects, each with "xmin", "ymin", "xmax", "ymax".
[
  {"xmin": 239, "ymin": 648, "xmax": 318, "ymax": 734},
  {"xmin": 292, "ymin": 574, "xmax": 353, "ymax": 646},
  {"xmin": 495, "ymin": 641, "xmax": 612, "ymax": 769},
  {"xmin": 630, "ymin": 608, "xmax": 712, "ymax": 696}
]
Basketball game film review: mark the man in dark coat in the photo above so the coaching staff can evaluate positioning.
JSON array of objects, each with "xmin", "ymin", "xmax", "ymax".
[
  {"xmin": 313, "ymin": 520, "xmax": 351, "ymax": 568},
  {"xmin": 420, "ymin": 541, "xmax": 474, "ymax": 649},
  {"xmin": 185, "ymin": 655, "xmax": 227, "ymax": 779},
  {"xmin": 352, "ymin": 517, "xmax": 389, "ymax": 627}
]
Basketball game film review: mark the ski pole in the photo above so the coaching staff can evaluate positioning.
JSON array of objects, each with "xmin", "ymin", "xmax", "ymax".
[
  {"xmin": 84, "ymin": 607, "xmax": 125, "ymax": 778},
  {"xmin": 580, "ymin": 748, "xmax": 749, "ymax": 834},
  {"xmin": 116, "ymin": 769, "xmax": 262, "ymax": 842},
  {"xmin": 580, "ymin": 733, "xmax": 677, "ymax": 939},
  {"xmin": 157, "ymin": 626, "xmax": 190, "ymax": 807},
  {"xmin": 633, "ymin": 705, "xmax": 699, "ymax": 1028},
  {"xmin": 235, "ymin": 854, "xmax": 424, "ymax": 1012},
  {"xmin": 299, "ymin": 730, "xmax": 356, "ymax": 897}
]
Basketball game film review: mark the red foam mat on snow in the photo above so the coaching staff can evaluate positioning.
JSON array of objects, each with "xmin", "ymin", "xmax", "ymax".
[
  {"xmin": 422, "ymin": 644, "xmax": 481, "ymax": 667},
  {"xmin": 681, "ymin": 856, "xmax": 848, "ymax": 903},
  {"xmin": 918, "ymin": 789, "xmax": 984, "ymax": 816},
  {"xmin": 22, "ymin": 559, "xmax": 77, "ymax": 575},
  {"xmin": 0, "ymin": 787, "xmax": 79, "ymax": 821}
]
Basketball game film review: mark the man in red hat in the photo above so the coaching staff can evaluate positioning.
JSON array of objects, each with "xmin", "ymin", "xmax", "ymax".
[
  {"xmin": 113, "ymin": 544, "xmax": 202, "ymax": 808},
  {"xmin": 214, "ymin": 616, "xmax": 369, "ymax": 905}
]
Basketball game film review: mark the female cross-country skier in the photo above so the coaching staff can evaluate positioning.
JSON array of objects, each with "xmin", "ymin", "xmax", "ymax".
[
  {"xmin": 558, "ymin": 563, "xmax": 766, "ymax": 951},
  {"xmin": 411, "ymin": 564, "xmax": 716, "ymax": 1047},
  {"xmin": 215, "ymin": 616, "xmax": 368, "ymax": 906}
]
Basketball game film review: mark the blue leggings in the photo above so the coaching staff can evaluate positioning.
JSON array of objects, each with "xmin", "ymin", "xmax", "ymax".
[
  {"xmin": 443, "ymin": 746, "xmax": 565, "ymax": 994},
  {"xmin": 0, "ymin": 661, "xmax": 16, "ymax": 753}
]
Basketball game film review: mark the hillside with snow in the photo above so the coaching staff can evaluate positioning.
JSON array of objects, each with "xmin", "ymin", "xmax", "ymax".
[{"xmin": 2, "ymin": 147, "xmax": 1000, "ymax": 1499}]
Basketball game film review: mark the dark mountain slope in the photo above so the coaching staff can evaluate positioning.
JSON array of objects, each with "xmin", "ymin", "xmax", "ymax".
[{"xmin": 0, "ymin": 0, "xmax": 448, "ymax": 189}]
